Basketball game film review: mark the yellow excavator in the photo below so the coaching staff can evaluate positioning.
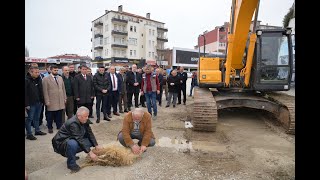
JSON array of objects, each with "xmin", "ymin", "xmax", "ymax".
[{"xmin": 193, "ymin": 0, "xmax": 295, "ymax": 134}]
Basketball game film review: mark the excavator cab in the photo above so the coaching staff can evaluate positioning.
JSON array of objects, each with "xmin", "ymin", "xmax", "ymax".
[{"xmin": 252, "ymin": 28, "xmax": 294, "ymax": 92}]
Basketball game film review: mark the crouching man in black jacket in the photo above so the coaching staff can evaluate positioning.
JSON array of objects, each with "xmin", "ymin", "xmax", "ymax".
[{"xmin": 52, "ymin": 106, "xmax": 102, "ymax": 172}]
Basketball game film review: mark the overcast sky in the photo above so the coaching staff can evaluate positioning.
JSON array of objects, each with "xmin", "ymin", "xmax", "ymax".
[{"xmin": 25, "ymin": 0, "xmax": 294, "ymax": 58}]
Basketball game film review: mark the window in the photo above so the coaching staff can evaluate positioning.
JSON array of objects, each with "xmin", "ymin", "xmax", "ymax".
[
  {"xmin": 130, "ymin": 50, "xmax": 133, "ymax": 56},
  {"xmin": 149, "ymin": 40, "xmax": 151, "ymax": 46},
  {"xmin": 152, "ymin": 41, "xmax": 154, "ymax": 47},
  {"xmin": 106, "ymin": 37, "xmax": 109, "ymax": 44},
  {"xmin": 105, "ymin": 25, "xmax": 108, "ymax": 32},
  {"xmin": 114, "ymin": 37, "xmax": 116, "ymax": 43},
  {"xmin": 130, "ymin": 26, "xmax": 133, "ymax": 31},
  {"xmin": 107, "ymin": 49, "xmax": 109, "ymax": 56},
  {"xmin": 149, "ymin": 52, "xmax": 151, "ymax": 57},
  {"xmin": 105, "ymin": 49, "xmax": 107, "ymax": 56},
  {"xmin": 114, "ymin": 24, "xmax": 118, "ymax": 31},
  {"xmin": 142, "ymin": 45, "xmax": 144, "ymax": 48},
  {"xmin": 149, "ymin": 29, "xmax": 151, "ymax": 35},
  {"xmin": 152, "ymin": 52, "xmax": 154, "ymax": 58},
  {"xmin": 123, "ymin": 25, "xmax": 126, "ymax": 32},
  {"xmin": 141, "ymin": 33, "xmax": 143, "ymax": 37},
  {"xmin": 134, "ymin": 26, "xmax": 136, "ymax": 32},
  {"xmin": 134, "ymin": 50, "xmax": 136, "ymax": 56},
  {"xmin": 104, "ymin": 37, "xmax": 107, "ymax": 45},
  {"xmin": 152, "ymin": 30, "xmax": 155, "ymax": 36},
  {"xmin": 122, "ymin": 50, "xmax": 125, "ymax": 56}
]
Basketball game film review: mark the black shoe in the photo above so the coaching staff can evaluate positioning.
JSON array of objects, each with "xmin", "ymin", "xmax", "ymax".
[
  {"xmin": 128, "ymin": 107, "xmax": 131, "ymax": 111},
  {"xmin": 108, "ymin": 114, "xmax": 112, "ymax": 118},
  {"xmin": 165, "ymin": 105, "xmax": 169, "ymax": 108},
  {"xmin": 87, "ymin": 120, "xmax": 93, "ymax": 124},
  {"xmin": 48, "ymin": 129, "xmax": 53, "ymax": 134},
  {"xmin": 68, "ymin": 164, "xmax": 80, "ymax": 173},
  {"xmin": 177, "ymin": 102, "xmax": 181, "ymax": 105},
  {"xmin": 119, "ymin": 110, "xmax": 124, "ymax": 113},
  {"xmin": 104, "ymin": 116, "xmax": 111, "ymax": 121},
  {"xmin": 96, "ymin": 118, "xmax": 100, "ymax": 123},
  {"xmin": 26, "ymin": 135, "xmax": 37, "ymax": 140},
  {"xmin": 183, "ymin": 102, "xmax": 186, "ymax": 105},
  {"xmin": 124, "ymin": 109, "xmax": 129, "ymax": 112},
  {"xmin": 35, "ymin": 131, "xmax": 47, "ymax": 136},
  {"xmin": 135, "ymin": 106, "xmax": 139, "ymax": 108},
  {"xmin": 159, "ymin": 104, "xmax": 162, "ymax": 107},
  {"xmin": 173, "ymin": 105, "xmax": 176, "ymax": 108},
  {"xmin": 142, "ymin": 104, "xmax": 146, "ymax": 107}
]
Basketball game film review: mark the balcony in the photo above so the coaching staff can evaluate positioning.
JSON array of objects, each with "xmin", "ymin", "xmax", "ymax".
[
  {"xmin": 157, "ymin": 26, "xmax": 168, "ymax": 32},
  {"xmin": 157, "ymin": 48, "xmax": 166, "ymax": 52},
  {"xmin": 94, "ymin": 45, "xmax": 103, "ymax": 50},
  {"xmin": 94, "ymin": 21, "xmax": 103, "ymax": 27},
  {"xmin": 111, "ymin": 30, "xmax": 128, "ymax": 36},
  {"xmin": 111, "ymin": 17, "xmax": 128, "ymax": 23},
  {"xmin": 94, "ymin": 33, "xmax": 103, "ymax": 38},
  {"xmin": 111, "ymin": 42, "xmax": 128, "ymax": 48},
  {"xmin": 157, "ymin": 36, "xmax": 168, "ymax": 42}
]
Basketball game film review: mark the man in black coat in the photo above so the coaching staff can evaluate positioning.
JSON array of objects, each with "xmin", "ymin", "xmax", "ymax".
[
  {"xmin": 93, "ymin": 66, "xmax": 111, "ymax": 123},
  {"xmin": 25, "ymin": 66, "xmax": 47, "ymax": 140},
  {"xmin": 73, "ymin": 65, "xmax": 94, "ymax": 124},
  {"xmin": 126, "ymin": 64, "xmax": 142, "ymax": 110},
  {"xmin": 177, "ymin": 66, "xmax": 188, "ymax": 105},
  {"xmin": 52, "ymin": 106, "xmax": 101, "ymax": 172}
]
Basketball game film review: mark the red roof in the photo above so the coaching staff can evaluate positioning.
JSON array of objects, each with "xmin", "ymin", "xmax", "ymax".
[{"xmin": 48, "ymin": 54, "xmax": 91, "ymax": 60}]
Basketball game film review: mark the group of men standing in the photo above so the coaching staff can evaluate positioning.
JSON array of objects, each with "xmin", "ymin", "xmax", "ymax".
[{"xmin": 25, "ymin": 62, "xmax": 190, "ymax": 140}]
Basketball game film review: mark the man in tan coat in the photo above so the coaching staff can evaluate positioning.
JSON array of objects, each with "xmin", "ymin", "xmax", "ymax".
[
  {"xmin": 118, "ymin": 108, "xmax": 155, "ymax": 154},
  {"xmin": 42, "ymin": 65, "xmax": 67, "ymax": 133}
]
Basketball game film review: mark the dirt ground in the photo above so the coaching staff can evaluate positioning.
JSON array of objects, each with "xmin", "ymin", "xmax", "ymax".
[{"xmin": 26, "ymin": 80, "xmax": 295, "ymax": 180}]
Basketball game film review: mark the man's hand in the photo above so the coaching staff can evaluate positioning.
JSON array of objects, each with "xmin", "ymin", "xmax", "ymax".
[
  {"xmin": 157, "ymin": 90, "xmax": 160, "ymax": 94},
  {"xmin": 25, "ymin": 106, "xmax": 30, "ymax": 110},
  {"xmin": 46, "ymin": 102, "xmax": 50, "ymax": 106},
  {"xmin": 76, "ymin": 98, "xmax": 80, "ymax": 101},
  {"xmin": 140, "ymin": 146, "xmax": 147, "ymax": 153},
  {"xmin": 102, "ymin": 89, "xmax": 108, "ymax": 93},
  {"xmin": 131, "ymin": 144, "xmax": 141, "ymax": 155},
  {"xmin": 95, "ymin": 145, "xmax": 103, "ymax": 151},
  {"xmin": 90, "ymin": 96, "xmax": 94, "ymax": 99},
  {"xmin": 64, "ymin": 99, "xmax": 67, "ymax": 104},
  {"xmin": 140, "ymin": 91, "xmax": 144, "ymax": 96},
  {"xmin": 89, "ymin": 151, "xmax": 98, "ymax": 161},
  {"xmin": 134, "ymin": 82, "xmax": 139, "ymax": 86}
]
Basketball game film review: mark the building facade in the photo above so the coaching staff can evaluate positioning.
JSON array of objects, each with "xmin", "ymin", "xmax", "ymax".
[{"xmin": 91, "ymin": 5, "xmax": 168, "ymax": 69}]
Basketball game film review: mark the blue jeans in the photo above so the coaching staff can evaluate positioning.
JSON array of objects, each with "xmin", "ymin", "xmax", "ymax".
[
  {"xmin": 190, "ymin": 85, "xmax": 198, "ymax": 96},
  {"xmin": 118, "ymin": 132, "xmax": 155, "ymax": 147},
  {"xmin": 66, "ymin": 139, "xmax": 93, "ymax": 167},
  {"xmin": 25, "ymin": 102, "xmax": 42, "ymax": 135},
  {"xmin": 144, "ymin": 92, "xmax": 157, "ymax": 116}
]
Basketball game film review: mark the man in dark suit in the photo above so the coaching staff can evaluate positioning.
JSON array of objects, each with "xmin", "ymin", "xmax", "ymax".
[
  {"xmin": 126, "ymin": 64, "xmax": 142, "ymax": 111},
  {"xmin": 73, "ymin": 65, "xmax": 94, "ymax": 124},
  {"xmin": 105, "ymin": 66, "xmax": 122, "ymax": 118},
  {"xmin": 177, "ymin": 66, "xmax": 188, "ymax": 105}
]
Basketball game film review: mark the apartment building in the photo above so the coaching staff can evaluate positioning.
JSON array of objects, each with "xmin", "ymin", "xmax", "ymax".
[{"xmin": 91, "ymin": 5, "xmax": 168, "ymax": 68}]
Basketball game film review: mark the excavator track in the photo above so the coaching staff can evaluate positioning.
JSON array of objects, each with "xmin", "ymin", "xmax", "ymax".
[
  {"xmin": 192, "ymin": 87, "xmax": 218, "ymax": 132},
  {"xmin": 266, "ymin": 92, "xmax": 295, "ymax": 134}
]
